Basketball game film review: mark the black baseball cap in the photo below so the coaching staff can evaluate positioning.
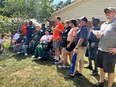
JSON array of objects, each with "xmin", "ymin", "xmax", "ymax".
[{"xmin": 80, "ymin": 16, "xmax": 88, "ymax": 23}]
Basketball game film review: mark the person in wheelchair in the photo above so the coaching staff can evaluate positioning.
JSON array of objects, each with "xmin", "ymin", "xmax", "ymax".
[
  {"xmin": 0, "ymin": 34, "xmax": 5, "ymax": 53},
  {"xmin": 32, "ymin": 30, "xmax": 52, "ymax": 59},
  {"xmin": 28, "ymin": 30, "xmax": 41, "ymax": 53},
  {"xmin": 10, "ymin": 30, "xmax": 20, "ymax": 52},
  {"xmin": 15, "ymin": 34, "xmax": 28, "ymax": 56}
]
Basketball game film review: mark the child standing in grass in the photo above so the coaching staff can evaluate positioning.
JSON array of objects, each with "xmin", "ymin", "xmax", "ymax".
[{"xmin": 0, "ymin": 34, "xmax": 5, "ymax": 52}]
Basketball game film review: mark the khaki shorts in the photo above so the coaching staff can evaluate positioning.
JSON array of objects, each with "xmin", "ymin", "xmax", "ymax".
[{"xmin": 76, "ymin": 47, "xmax": 86, "ymax": 61}]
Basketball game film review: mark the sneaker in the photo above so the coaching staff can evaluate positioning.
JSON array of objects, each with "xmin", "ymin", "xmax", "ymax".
[
  {"xmin": 24, "ymin": 53, "xmax": 28, "ymax": 56},
  {"xmin": 84, "ymin": 65, "xmax": 93, "ymax": 70},
  {"xmin": 64, "ymin": 75, "xmax": 74, "ymax": 80},
  {"xmin": 37, "ymin": 57, "xmax": 41, "ymax": 59},
  {"xmin": 17, "ymin": 52, "xmax": 21, "ymax": 54},
  {"xmin": 58, "ymin": 65, "xmax": 67, "ymax": 68},
  {"xmin": 91, "ymin": 70, "xmax": 98, "ymax": 76},
  {"xmin": 76, "ymin": 73, "xmax": 83, "ymax": 79},
  {"xmin": 54, "ymin": 60, "xmax": 60, "ymax": 64},
  {"xmin": 32, "ymin": 55, "xmax": 35, "ymax": 58},
  {"xmin": 92, "ymin": 82, "xmax": 104, "ymax": 87}
]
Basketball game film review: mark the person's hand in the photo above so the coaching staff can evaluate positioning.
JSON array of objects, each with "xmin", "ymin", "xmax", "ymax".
[
  {"xmin": 51, "ymin": 26, "xmax": 54, "ymax": 31},
  {"xmin": 108, "ymin": 48, "xmax": 116, "ymax": 55},
  {"xmin": 93, "ymin": 30, "xmax": 102, "ymax": 39},
  {"xmin": 67, "ymin": 43, "xmax": 70, "ymax": 48},
  {"xmin": 73, "ymin": 48, "xmax": 78, "ymax": 53}
]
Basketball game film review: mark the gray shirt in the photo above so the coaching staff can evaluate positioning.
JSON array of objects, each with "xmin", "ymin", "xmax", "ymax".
[{"xmin": 99, "ymin": 19, "xmax": 116, "ymax": 52}]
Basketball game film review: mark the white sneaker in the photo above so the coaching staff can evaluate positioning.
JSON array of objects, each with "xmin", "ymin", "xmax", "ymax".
[
  {"xmin": 24, "ymin": 53, "xmax": 28, "ymax": 56},
  {"xmin": 54, "ymin": 56, "xmax": 57, "ymax": 60},
  {"xmin": 37, "ymin": 57, "xmax": 41, "ymax": 59},
  {"xmin": 58, "ymin": 65, "xmax": 67, "ymax": 68},
  {"xmin": 17, "ymin": 52, "xmax": 21, "ymax": 54},
  {"xmin": 32, "ymin": 55, "xmax": 35, "ymax": 58}
]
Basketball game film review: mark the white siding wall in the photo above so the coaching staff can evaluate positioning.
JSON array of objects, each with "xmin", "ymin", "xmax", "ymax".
[{"xmin": 50, "ymin": 0, "xmax": 116, "ymax": 21}]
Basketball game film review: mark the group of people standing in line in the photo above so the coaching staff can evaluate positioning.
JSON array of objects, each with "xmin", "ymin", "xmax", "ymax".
[
  {"xmin": 52, "ymin": 7, "xmax": 116, "ymax": 87},
  {"xmin": 0, "ymin": 7, "xmax": 116, "ymax": 87}
]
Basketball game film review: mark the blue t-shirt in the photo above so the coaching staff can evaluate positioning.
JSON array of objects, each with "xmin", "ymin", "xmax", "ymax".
[
  {"xmin": 87, "ymin": 26, "xmax": 100, "ymax": 43},
  {"xmin": 26, "ymin": 25, "xmax": 35, "ymax": 38},
  {"xmin": 75, "ymin": 25, "xmax": 88, "ymax": 47}
]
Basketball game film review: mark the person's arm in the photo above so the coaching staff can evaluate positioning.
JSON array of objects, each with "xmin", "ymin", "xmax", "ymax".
[
  {"xmin": 74, "ymin": 28, "xmax": 87, "ymax": 53},
  {"xmin": 75, "ymin": 38, "xmax": 84, "ymax": 49},
  {"xmin": 40, "ymin": 36, "xmax": 47, "ymax": 42},
  {"xmin": 108, "ymin": 48, "xmax": 116, "ymax": 55},
  {"xmin": 93, "ymin": 31, "xmax": 103, "ymax": 39}
]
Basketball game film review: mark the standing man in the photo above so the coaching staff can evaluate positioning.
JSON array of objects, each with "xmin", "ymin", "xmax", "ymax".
[
  {"xmin": 39, "ymin": 24, "xmax": 47, "ymax": 37},
  {"xmin": 92, "ymin": 7, "xmax": 116, "ymax": 87},
  {"xmin": 26, "ymin": 21, "xmax": 35, "ymax": 45},
  {"xmin": 85, "ymin": 17, "xmax": 100, "ymax": 76},
  {"xmin": 52, "ymin": 16, "xmax": 64, "ymax": 63},
  {"xmin": 21, "ymin": 22, "xmax": 28, "ymax": 36},
  {"xmin": 65, "ymin": 17, "xmax": 88, "ymax": 79}
]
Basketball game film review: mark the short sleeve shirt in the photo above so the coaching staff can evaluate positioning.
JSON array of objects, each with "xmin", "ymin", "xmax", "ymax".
[
  {"xmin": 26, "ymin": 25, "xmax": 35, "ymax": 38},
  {"xmin": 99, "ymin": 19, "xmax": 116, "ymax": 52},
  {"xmin": 75, "ymin": 26, "xmax": 88, "ymax": 46},
  {"xmin": 22, "ymin": 25, "xmax": 27, "ymax": 35},
  {"xmin": 53, "ymin": 22, "xmax": 64, "ymax": 41}
]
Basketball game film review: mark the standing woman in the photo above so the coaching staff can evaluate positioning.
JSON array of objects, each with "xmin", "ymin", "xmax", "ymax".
[{"xmin": 60, "ymin": 20, "xmax": 78, "ymax": 67}]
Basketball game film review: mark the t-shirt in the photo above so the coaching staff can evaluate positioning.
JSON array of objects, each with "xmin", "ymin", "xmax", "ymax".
[
  {"xmin": 22, "ymin": 25, "xmax": 27, "ymax": 35},
  {"xmin": 0, "ymin": 39, "xmax": 4, "ymax": 44},
  {"xmin": 99, "ymin": 19, "xmax": 116, "ymax": 52},
  {"xmin": 62, "ymin": 26, "xmax": 71, "ymax": 42},
  {"xmin": 13, "ymin": 33, "xmax": 20, "ymax": 40},
  {"xmin": 67, "ymin": 27, "xmax": 78, "ymax": 41},
  {"xmin": 87, "ymin": 26, "xmax": 100, "ymax": 43},
  {"xmin": 16, "ymin": 38, "xmax": 27, "ymax": 45},
  {"xmin": 26, "ymin": 25, "xmax": 35, "ymax": 38},
  {"xmin": 39, "ymin": 28, "xmax": 47, "ymax": 37},
  {"xmin": 75, "ymin": 25, "xmax": 88, "ymax": 47},
  {"xmin": 53, "ymin": 22, "xmax": 64, "ymax": 41},
  {"xmin": 41, "ymin": 35, "xmax": 52, "ymax": 41}
]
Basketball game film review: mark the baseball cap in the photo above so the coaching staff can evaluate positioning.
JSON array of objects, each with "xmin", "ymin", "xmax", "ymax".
[
  {"xmin": 92, "ymin": 17, "xmax": 100, "ymax": 23},
  {"xmin": 104, "ymin": 7, "xmax": 116, "ymax": 13},
  {"xmin": 80, "ymin": 16, "xmax": 88, "ymax": 23}
]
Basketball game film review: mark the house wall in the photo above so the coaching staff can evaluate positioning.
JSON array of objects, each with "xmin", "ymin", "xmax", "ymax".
[{"xmin": 50, "ymin": 0, "xmax": 116, "ymax": 22}]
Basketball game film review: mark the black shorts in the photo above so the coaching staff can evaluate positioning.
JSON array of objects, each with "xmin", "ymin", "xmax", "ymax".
[
  {"xmin": 62, "ymin": 40, "xmax": 68, "ymax": 47},
  {"xmin": 96, "ymin": 50, "xmax": 116, "ymax": 73},
  {"xmin": 66, "ymin": 41, "xmax": 75, "ymax": 52}
]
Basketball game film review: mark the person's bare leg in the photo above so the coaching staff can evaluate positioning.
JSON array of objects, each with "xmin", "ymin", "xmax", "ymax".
[
  {"xmin": 99, "ymin": 68, "xmax": 105, "ymax": 83},
  {"xmin": 63, "ymin": 50, "xmax": 68, "ymax": 66},
  {"xmin": 60, "ymin": 48, "xmax": 65, "ymax": 63},
  {"xmin": 79, "ymin": 59, "xmax": 83, "ymax": 74},
  {"xmin": 107, "ymin": 73, "xmax": 115, "ymax": 87},
  {"xmin": 69, "ymin": 51, "xmax": 73, "ymax": 65}
]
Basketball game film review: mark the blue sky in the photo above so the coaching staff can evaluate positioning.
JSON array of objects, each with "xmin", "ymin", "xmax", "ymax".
[
  {"xmin": 53, "ymin": 0, "xmax": 74, "ymax": 4},
  {"xmin": 53, "ymin": 0, "xmax": 66, "ymax": 4}
]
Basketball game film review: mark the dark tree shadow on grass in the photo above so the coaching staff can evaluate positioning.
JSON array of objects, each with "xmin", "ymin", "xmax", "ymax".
[
  {"xmin": 32, "ymin": 58, "xmax": 55, "ymax": 66},
  {"xmin": 56, "ymin": 66, "xmax": 93, "ymax": 87}
]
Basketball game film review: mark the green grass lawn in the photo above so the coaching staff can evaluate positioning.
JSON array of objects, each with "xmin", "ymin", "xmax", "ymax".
[{"xmin": 0, "ymin": 40, "xmax": 116, "ymax": 87}]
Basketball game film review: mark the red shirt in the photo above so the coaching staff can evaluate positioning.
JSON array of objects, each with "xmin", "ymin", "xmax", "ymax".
[
  {"xmin": 53, "ymin": 22, "xmax": 64, "ymax": 41},
  {"xmin": 22, "ymin": 25, "xmax": 27, "ymax": 35}
]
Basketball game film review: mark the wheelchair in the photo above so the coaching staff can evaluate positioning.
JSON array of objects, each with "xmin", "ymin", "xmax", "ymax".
[{"xmin": 35, "ymin": 41, "xmax": 54, "ymax": 60}]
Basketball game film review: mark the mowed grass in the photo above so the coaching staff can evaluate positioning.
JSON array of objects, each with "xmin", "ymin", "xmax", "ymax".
[{"xmin": 0, "ymin": 40, "xmax": 116, "ymax": 87}]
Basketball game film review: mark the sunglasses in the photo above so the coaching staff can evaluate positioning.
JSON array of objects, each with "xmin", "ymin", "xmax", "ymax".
[{"xmin": 105, "ymin": 10, "xmax": 112, "ymax": 14}]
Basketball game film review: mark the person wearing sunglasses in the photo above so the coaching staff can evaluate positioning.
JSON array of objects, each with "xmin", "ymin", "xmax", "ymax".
[{"xmin": 92, "ymin": 7, "xmax": 116, "ymax": 87}]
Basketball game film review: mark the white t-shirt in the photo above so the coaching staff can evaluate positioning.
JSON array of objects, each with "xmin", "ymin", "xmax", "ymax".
[
  {"xmin": 0, "ymin": 39, "xmax": 4, "ymax": 44},
  {"xmin": 41, "ymin": 35, "xmax": 52, "ymax": 42},
  {"xmin": 13, "ymin": 33, "xmax": 20, "ymax": 40}
]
